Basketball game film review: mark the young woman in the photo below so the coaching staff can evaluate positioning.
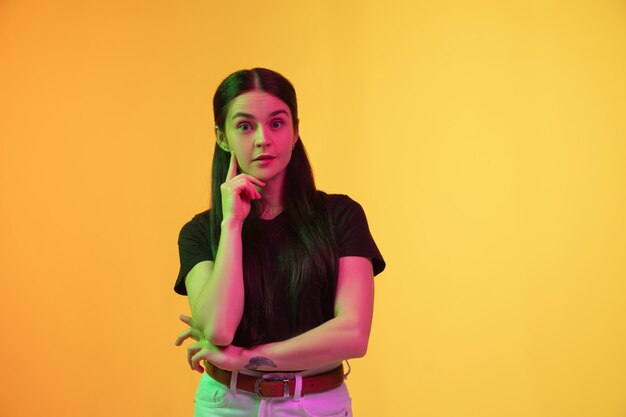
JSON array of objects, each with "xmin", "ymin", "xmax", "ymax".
[{"xmin": 174, "ymin": 68, "xmax": 386, "ymax": 417}]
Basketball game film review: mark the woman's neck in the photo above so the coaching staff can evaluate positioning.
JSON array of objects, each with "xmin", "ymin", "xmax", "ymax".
[{"xmin": 258, "ymin": 174, "xmax": 285, "ymax": 219}]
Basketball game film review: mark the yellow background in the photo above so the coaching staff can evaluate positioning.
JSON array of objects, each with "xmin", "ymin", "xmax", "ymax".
[{"xmin": 1, "ymin": 0, "xmax": 625, "ymax": 416}]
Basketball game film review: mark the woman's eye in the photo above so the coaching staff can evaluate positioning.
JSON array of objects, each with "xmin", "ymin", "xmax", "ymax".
[
  {"xmin": 271, "ymin": 119, "xmax": 284, "ymax": 129},
  {"xmin": 237, "ymin": 122, "xmax": 252, "ymax": 132}
]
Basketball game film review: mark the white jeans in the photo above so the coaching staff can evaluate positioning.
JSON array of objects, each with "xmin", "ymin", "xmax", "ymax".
[{"xmin": 193, "ymin": 362, "xmax": 353, "ymax": 417}]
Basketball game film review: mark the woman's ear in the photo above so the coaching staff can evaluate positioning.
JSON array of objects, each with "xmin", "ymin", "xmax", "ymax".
[
  {"xmin": 293, "ymin": 131, "xmax": 299, "ymax": 148},
  {"xmin": 215, "ymin": 126, "xmax": 230, "ymax": 152}
]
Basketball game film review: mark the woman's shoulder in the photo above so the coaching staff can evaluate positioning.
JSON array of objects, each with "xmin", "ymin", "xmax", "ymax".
[
  {"xmin": 318, "ymin": 190, "xmax": 362, "ymax": 209},
  {"xmin": 185, "ymin": 208, "xmax": 211, "ymax": 227},
  {"xmin": 317, "ymin": 191, "xmax": 365, "ymax": 220},
  {"xmin": 178, "ymin": 209, "xmax": 211, "ymax": 240}
]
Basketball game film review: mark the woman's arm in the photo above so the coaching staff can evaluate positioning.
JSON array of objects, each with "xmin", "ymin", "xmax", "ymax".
[
  {"xmin": 185, "ymin": 217, "xmax": 245, "ymax": 346},
  {"xmin": 187, "ymin": 256, "xmax": 375, "ymax": 371}
]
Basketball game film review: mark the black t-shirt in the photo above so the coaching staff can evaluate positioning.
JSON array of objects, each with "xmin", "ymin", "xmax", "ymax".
[{"xmin": 175, "ymin": 192, "xmax": 386, "ymax": 347}]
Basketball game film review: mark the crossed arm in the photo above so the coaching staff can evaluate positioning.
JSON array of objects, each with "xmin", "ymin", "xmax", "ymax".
[{"xmin": 175, "ymin": 256, "xmax": 375, "ymax": 372}]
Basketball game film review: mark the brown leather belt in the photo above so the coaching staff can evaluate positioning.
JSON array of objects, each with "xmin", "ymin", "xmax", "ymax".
[{"xmin": 204, "ymin": 361, "xmax": 345, "ymax": 398}]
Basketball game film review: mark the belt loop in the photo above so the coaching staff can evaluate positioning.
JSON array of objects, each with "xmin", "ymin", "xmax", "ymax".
[
  {"xmin": 293, "ymin": 373, "xmax": 303, "ymax": 400},
  {"xmin": 230, "ymin": 370, "xmax": 239, "ymax": 393}
]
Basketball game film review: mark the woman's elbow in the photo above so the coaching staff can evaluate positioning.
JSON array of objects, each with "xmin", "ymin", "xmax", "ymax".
[
  {"xmin": 208, "ymin": 333, "xmax": 233, "ymax": 346},
  {"xmin": 197, "ymin": 311, "xmax": 240, "ymax": 346},
  {"xmin": 349, "ymin": 330, "xmax": 370, "ymax": 358},
  {"xmin": 203, "ymin": 324, "xmax": 234, "ymax": 346},
  {"xmin": 355, "ymin": 339, "xmax": 368, "ymax": 358}
]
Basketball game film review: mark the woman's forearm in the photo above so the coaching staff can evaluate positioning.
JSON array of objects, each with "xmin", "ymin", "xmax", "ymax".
[
  {"xmin": 193, "ymin": 218, "xmax": 245, "ymax": 345},
  {"xmin": 240, "ymin": 316, "xmax": 369, "ymax": 371},
  {"xmin": 238, "ymin": 257, "xmax": 375, "ymax": 371}
]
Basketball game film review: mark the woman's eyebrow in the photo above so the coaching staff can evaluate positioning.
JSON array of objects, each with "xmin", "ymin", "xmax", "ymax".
[{"xmin": 231, "ymin": 109, "xmax": 288, "ymax": 120}]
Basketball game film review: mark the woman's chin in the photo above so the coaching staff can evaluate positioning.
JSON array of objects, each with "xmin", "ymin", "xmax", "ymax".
[
  {"xmin": 240, "ymin": 167, "xmax": 266, "ymax": 179},
  {"xmin": 248, "ymin": 169, "xmax": 275, "ymax": 182}
]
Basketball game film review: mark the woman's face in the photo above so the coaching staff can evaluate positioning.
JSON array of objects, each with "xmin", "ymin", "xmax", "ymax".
[{"xmin": 218, "ymin": 90, "xmax": 298, "ymax": 183}]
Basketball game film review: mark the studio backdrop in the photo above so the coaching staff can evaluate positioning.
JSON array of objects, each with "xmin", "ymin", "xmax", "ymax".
[{"xmin": 1, "ymin": 1, "xmax": 625, "ymax": 416}]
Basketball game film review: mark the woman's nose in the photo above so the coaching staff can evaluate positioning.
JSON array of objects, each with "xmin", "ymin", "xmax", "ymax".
[{"xmin": 254, "ymin": 126, "xmax": 270, "ymax": 146}]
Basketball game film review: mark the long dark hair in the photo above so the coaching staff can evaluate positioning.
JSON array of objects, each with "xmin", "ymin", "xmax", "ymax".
[{"xmin": 209, "ymin": 68, "xmax": 338, "ymax": 344}]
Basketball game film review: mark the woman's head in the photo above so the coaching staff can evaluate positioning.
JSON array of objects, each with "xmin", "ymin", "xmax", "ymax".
[
  {"xmin": 213, "ymin": 69, "xmax": 301, "ymax": 182},
  {"xmin": 210, "ymin": 68, "xmax": 316, "ymax": 214},
  {"xmin": 215, "ymin": 90, "xmax": 298, "ymax": 183}
]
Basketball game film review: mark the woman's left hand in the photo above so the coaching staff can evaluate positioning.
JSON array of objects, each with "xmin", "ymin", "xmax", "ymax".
[{"xmin": 175, "ymin": 313, "xmax": 245, "ymax": 373}]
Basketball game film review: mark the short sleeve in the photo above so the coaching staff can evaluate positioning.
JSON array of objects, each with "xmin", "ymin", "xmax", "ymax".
[
  {"xmin": 174, "ymin": 214, "xmax": 214, "ymax": 295},
  {"xmin": 331, "ymin": 195, "xmax": 386, "ymax": 276}
]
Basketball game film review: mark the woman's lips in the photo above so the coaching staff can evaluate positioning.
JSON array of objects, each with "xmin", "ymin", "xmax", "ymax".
[{"xmin": 253, "ymin": 156, "xmax": 275, "ymax": 163}]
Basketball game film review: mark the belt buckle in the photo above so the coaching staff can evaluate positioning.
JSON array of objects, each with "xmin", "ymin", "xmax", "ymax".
[{"xmin": 254, "ymin": 373, "xmax": 295, "ymax": 398}]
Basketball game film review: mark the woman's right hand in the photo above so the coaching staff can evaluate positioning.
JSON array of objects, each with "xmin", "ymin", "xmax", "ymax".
[{"xmin": 221, "ymin": 151, "xmax": 265, "ymax": 223}]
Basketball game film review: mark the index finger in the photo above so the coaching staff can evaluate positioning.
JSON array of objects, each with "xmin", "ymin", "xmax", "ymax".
[{"xmin": 226, "ymin": 151, "xmax": 238, "ymax": 180}]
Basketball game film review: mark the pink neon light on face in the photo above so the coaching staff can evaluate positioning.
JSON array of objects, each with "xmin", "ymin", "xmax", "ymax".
[{"xmin": 224, "ymin": 91, "xmax": 298, "ymax": 183}]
